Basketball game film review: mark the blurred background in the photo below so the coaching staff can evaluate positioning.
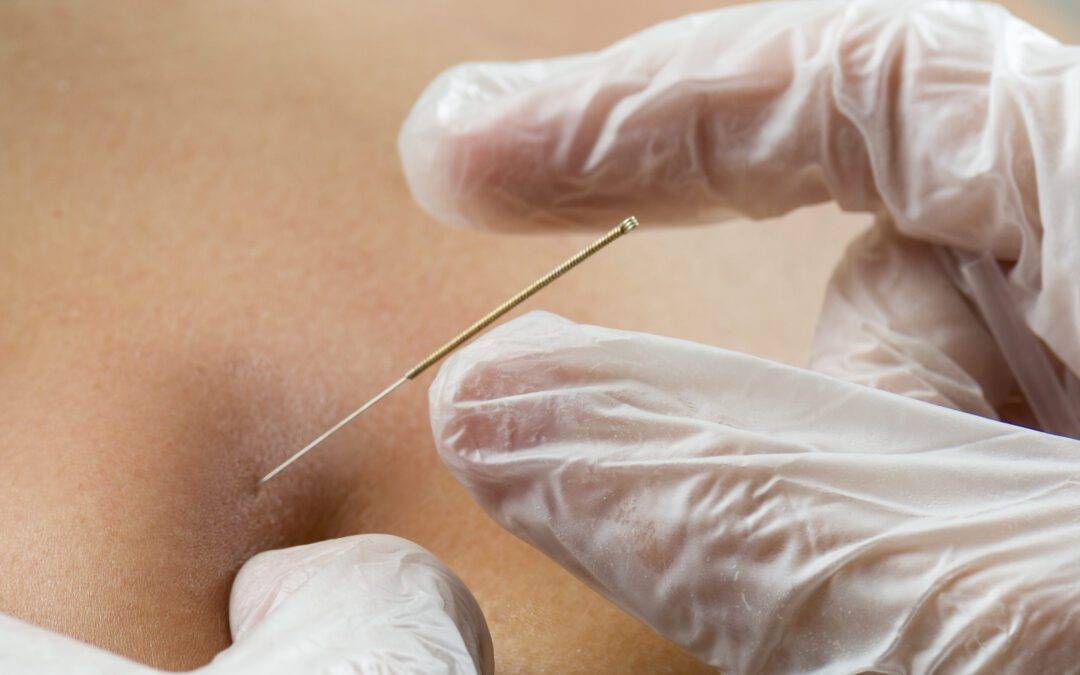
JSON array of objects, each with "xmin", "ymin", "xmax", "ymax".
[{"xmin": 1046, "ymin": 0, "xmax": 1080, "ymax": 38}]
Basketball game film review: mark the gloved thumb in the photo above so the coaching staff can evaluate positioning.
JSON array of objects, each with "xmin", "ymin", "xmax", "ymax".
[
  {"xmin": 211, "ymin": 535, "xmax": 493, "ymax": 675},
  {"xmin": 429, "ymin": 311, "xmax": 1080, "ymax": 672}
]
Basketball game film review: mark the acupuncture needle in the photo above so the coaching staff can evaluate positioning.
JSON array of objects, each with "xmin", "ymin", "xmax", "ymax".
[{"xmin": 259, "ymin": 216, "xmax": 639, "ymax": 485}]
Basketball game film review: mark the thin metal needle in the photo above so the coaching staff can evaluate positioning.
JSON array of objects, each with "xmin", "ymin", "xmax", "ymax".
[
  {"xmin": 259, "ymin": 377, "xmax": 407, "ymax": 484},
  {"xmin": 260, "ymin": 216, "xmax": 638, "ymax": 485}
]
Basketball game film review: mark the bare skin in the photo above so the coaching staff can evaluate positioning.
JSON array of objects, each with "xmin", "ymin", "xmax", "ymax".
[{"xmin": 0, "ymin": 0, "xmax": 1065, "ymax": 671}]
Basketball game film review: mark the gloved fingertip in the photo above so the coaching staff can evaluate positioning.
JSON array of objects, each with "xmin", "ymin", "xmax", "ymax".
[
  {"xmin": 229, "ymin": 536, "xmax": 356, "ymax": 642},
  {"xmin": 224, "ymin": 535, "xmax": 494, "ymax": 673},
  {"xmin": 429, "ymin": 311, "xmax": 587, "ymax": 469},
  {"xmin": 398, "ymin": 56, "xmax": 618, "ymax": 232},
  {"xmin": 398, "ymin": 64, "xmax": 479, "ymax": 230}
]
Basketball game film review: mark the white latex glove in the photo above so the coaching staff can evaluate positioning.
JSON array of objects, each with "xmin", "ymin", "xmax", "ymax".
[
  {"xmin": 398, "ymin": 0, "xmax": 1080, "ymax": 414},
  {"xmin": 0, "ymin": 535, "xmax": 493, "ymax": 674},
  {"xmin": 431, "ymin": 312, "xmax": 1080, "ymax": 673},
  {"xmin": 402, "ymin": 0, "xmax": 1080, "ymax": 671}
]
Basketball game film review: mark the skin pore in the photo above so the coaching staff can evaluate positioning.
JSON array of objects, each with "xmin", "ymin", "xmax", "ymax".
[{"xmin": 0, "ymin": 0, "xmax": 1062, "ymax": 671}]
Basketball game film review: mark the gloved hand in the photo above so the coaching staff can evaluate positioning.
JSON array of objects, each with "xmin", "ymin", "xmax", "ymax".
[
  {"xmin": 0, "ymin": 535, "xmax": 493, "ymax": 674},
  {"xmin": 400, "ymin": 0, "xmax": 1080, "ymax": 671}
]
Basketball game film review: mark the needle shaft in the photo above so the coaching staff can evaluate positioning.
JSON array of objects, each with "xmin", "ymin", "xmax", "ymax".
[
  {"xmin": 260, "ymin": 216, "xmax": 638, "ymax": 485},
  {"xmin": 259, "ymin": 377, "xmax": 406, "ymax": 484}
]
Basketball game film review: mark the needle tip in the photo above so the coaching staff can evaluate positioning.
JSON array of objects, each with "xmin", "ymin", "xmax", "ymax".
[{"xmin": 620, "ymin": 216, "xmax": 638, "ymax": 233}]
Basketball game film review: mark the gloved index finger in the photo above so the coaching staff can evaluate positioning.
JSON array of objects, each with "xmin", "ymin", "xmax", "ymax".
[
  {"xmin": 400, "ymin": 1, "xmax": 841, "ymax": 232},
  {"xmin": 400, "ymin": 0, "xmax": 1080, "ymax": 382},
  {"xmin": 399, "ymin": 0, "xmax": 1063, "ymax": 251}
]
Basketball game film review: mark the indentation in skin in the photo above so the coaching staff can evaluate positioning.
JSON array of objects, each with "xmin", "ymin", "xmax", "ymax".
[{"xmin": 0, "ymin": 324, "xmax": 363, "ymax": 669}]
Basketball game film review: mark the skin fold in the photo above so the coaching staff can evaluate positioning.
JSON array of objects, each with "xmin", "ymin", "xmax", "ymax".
[{"xmin": 0, "ymin": 0, "xmax": 1065, "ymax": 671}]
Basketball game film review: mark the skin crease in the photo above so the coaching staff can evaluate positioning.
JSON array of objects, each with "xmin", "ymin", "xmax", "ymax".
[{"xmin": 0, "ymin": 1, "xmax": 1067, "ymax": 672}]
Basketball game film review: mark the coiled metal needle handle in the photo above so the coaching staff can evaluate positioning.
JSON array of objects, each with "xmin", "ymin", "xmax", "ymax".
[
  {"xmin": 260, "ymin": 216, "xmax": 638, "ymax": 485},
  {"xmin": 406, "ymin": 216, "xmax": 637, "ymax": 378}
]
